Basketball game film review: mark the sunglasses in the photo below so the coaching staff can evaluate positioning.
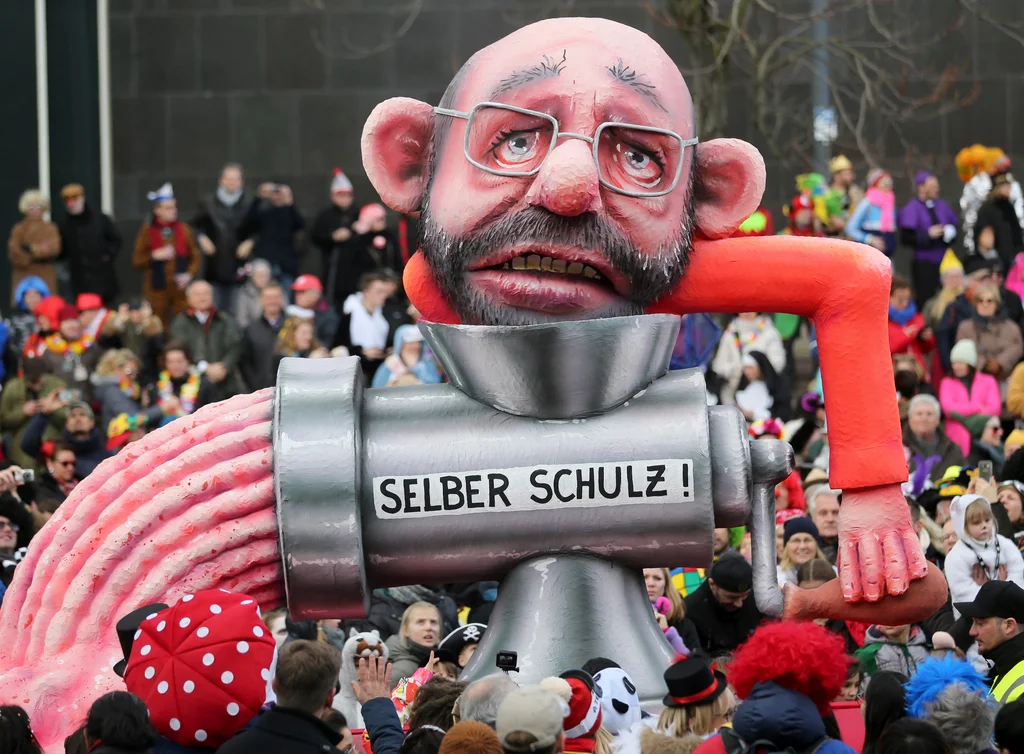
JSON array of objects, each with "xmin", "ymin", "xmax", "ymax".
[
  {"xmin": 0, "ymin": 521, "xmax": 20, "ymax": 532},
  {"xmin": 54, "ymin": 460, "xmax": 75, "ymax": 468},
  {"xmin": 977, "ymin": 298, "xmax": 998, "ymax": 304}
]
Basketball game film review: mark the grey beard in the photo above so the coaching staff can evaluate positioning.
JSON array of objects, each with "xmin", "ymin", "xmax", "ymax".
[{"xmin": 417, "ymin": 176, "xmax": 696, "ymax": 326}]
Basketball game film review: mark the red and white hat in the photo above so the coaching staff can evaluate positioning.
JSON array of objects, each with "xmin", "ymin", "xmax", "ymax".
[
  {"xmin": 291, "ymin": 274, "xmax": 323, "ymax": 293},
  {"xmin": 122, "ymin": 589, "xmax": 275, "ymax": 748},
  {"xmin": 540, "ymin": 672, "xmax": 603, "ymax": 752},
  {"xmin": 331, "ymin": 169, "xmax": 353, "ymax": 194}
]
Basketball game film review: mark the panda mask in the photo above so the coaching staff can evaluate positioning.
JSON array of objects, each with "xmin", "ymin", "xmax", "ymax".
[{"xmin": 592, "ymin": 666, "xmax": 642, "ymax": 735}]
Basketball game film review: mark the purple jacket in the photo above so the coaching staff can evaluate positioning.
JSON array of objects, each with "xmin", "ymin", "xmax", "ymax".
[{"xmin": 898, "ymin": 197, "xmax": 959, "ymax": 263}]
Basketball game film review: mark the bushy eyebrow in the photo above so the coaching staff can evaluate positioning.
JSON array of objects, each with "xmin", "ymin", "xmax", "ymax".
[
  {"xmin": 491, "ymin": 50, "xmax": 568, "ymax": 97},
  {"xmin": 606, "ymin": 58, "xmax": 668, "ymax": 114}
]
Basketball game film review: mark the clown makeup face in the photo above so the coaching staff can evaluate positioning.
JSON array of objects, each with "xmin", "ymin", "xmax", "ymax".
[{"xmin": 363, "ymin": 18, "xmax": 764, "ymax": 326}]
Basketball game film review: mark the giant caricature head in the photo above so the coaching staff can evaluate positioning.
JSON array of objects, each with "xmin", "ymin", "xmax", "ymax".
[{"xmin": 362, "ymin": 18, "xmax": 764, "ymax": 325}]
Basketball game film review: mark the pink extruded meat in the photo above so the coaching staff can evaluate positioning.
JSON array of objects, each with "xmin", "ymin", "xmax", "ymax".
[{"xmin": 0, "ymin": 390, "xmax": 277, "ymax": 752}]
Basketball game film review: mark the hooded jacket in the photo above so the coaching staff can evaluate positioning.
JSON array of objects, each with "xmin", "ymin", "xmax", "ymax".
[
  {"xmin": 855, "ymin": 625, "xmax": 929, "ymax": 690},
  {"xmin": 9, "ymin": 276, "xmax": 49, "ymax": 353},
  {"xmin": 371, "ymin": 325, "xmax": 442, "ymax": 388},
  {"xmin": 694, "ymin": 683, "xmax": 855, "ymax": 754},
  {"xmin": 945, "ymin": 494, "xmax": 1024, "ymax": 608}
]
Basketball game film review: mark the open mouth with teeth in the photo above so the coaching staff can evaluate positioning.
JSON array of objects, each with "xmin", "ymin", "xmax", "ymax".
[{"xmin": 465, "ymin": 248, "xmax": 627, "ymax": 316}]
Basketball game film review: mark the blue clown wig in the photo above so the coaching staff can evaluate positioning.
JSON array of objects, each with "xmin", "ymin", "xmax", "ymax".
[{"xmin": 903, "ymin": 657, "xmax": 991, "ymax": 718}]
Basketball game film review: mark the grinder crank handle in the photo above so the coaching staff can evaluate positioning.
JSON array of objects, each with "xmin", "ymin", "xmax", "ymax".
[{"xmin": 748, "ymin": 440, "xmax": 791, "ymax": 617}]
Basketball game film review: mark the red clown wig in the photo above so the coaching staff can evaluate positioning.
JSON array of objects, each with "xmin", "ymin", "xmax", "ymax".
[{"xmin": 727, "ymin": 621, "xmax": 849, "ymax": 715}]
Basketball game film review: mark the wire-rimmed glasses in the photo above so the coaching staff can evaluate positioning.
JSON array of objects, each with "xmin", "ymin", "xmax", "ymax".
[{"xmin": 433, "ymin": 102, "xmax": 697, "ymax": 198}]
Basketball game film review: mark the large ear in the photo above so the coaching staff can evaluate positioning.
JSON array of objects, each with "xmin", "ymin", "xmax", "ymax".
[
  {"xmin": 361, "ymin": 97, "xmax": 435, "ymax": 214},
  {"xmin": 693, "ymin": 138, "xmax": 766, "ymax": 239}
]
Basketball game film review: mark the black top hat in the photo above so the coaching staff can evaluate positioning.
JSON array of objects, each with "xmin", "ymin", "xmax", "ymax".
[
  {"xmin": 113, "ymin": 603, "xmax": 168, "ymax": 677},
  {"xmin": 662, "ymin": 656, "xmax": 728, "ymax": 708},
  {"xmin": 436, "ymin": 623, "xmax": 486, "ymax": 667}
]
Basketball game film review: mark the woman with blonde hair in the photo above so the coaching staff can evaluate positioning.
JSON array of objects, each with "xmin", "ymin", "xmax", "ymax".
[
  {"xmin": 384, "ymin": 601, "xmax": 442, "ymax": 689},
  {"xmin": 8, "ymin": 190, "xmax": 60, "ymax": 303},
  {"xmin": 955, "ymin": 282, "xmax": 1024, "ymax": 384},
  {"xmin": 644, "ymin": 568, "xmax": 700, "ymax": 654},
  {"xmin": 90, "ymin": 348, "xmax": 163, "ymax": 450},
  {"xmin": 271, "ymin": 317, "xmax": 329, "ymax": 383},
  {"xmin": 777, "ymin": 518, "xmax": 830, "ymax": 586}
]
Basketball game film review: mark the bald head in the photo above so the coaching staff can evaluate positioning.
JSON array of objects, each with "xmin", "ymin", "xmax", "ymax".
[{"xmin": 186, "ymin": 280, "xmax": 214, "ymax": 312}]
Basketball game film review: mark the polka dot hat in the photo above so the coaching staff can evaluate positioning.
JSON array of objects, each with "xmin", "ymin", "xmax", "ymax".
[{"xmin": 123, "ymin": 589, "xmax": 275, "ymax": 748}]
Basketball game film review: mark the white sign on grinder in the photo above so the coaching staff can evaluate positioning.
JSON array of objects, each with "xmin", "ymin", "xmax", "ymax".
[{"xmin": 373, "ymin": 459, "xmax": 694, "ymax": 519}]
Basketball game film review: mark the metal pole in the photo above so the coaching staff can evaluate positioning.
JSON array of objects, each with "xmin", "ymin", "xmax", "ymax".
[
  {"xmin": 34, "ymin": 0, "xmax": 51, "ymax": 207},
  {"xmin": 811, "ymin": 0, "xmax": 830, "ymax": 174},
  {"xmin": 97, "ymin": 0, "xmax": 114, "ymax": 215}
]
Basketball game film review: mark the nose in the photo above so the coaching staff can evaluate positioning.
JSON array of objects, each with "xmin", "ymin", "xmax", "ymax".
[{"xmin": 526, "ymin": 138, "xmax": 603, "ymax": 217}]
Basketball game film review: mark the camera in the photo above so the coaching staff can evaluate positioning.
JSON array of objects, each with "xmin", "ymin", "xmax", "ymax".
[
  {"xmin": 495, "ymin": 650, "xmax": 519, "ymax": 674},
  {"xmin": 13, "ymin": 469, "xmax": 34, "ymax": 485},
  {"xmin": 58, "ymin": 389, "xmax": 78, "ymax": 403}
]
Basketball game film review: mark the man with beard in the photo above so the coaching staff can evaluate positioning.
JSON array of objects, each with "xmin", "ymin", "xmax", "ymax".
[
  {"xmin": 957, "ymin": 580, "xmax": 1024, "ymax": 703},
  {"xmin": 684, "ymin": 554, "xmax": 763, "ymax": 656},
  {"xmin": 361, "ymin": 17, "xmax": 942, "ymax": 617}
]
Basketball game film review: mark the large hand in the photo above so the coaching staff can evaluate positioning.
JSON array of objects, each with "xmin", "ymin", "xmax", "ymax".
[{"xmin": 837, "ymin": 483, "xmax": 929, "ymax": 602}]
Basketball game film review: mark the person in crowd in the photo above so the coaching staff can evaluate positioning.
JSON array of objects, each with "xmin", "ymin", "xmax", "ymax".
[
  {"xmin": 781, "ymin": 192, "xmax": 823, "ymax": 237},
  {"xmin": 694, "ymin": 621, "xmax": 855, "ymax": 754},
  {"xmin": 150, "ymin": 340, "xmax": 219, "ymax": 420},
  {"xmin": 77, "ymin": 293, "xmax": 116, "ymax": 346},
  {"xmin": 349, "ymin": 655, "xmax": 405, "ymax": 754},
  {"xmin": 191, "ymin": 162, "xmax": 254, "ymax": 312},
  {"xmin": 385, "ymin": 602, "xmax": 442, "ymax": 688},
  {"xmin": 234, "ymin": 259, "xmax": 274, "ymax": 331},
  {"xmin": 808, "ymin": 485, "xmax": 841, "ymax": 563},
  {"xmin": 684, "ymin": 554, "xmax": 763, "ymax": 656},
  {"xmin": 102, "ymin": 298, "xmax": 164, "ymax": 385},
  {"xmin": 945, "ymin": 494, "xmax": 1024, "ymax": 607},
  {"xmin": 957, "ymin": 580, "xmax": 1024, "ymax": 703},
  {"xmin": 856, "ymin": 623, "xmax": 929, "ymax": 691},
  {"xmin": 937, "ymin": 266, "xmax": 1006, "ymax": 373},
  {"xmin": 846, "ymin": 169, "xmax": 898, "ymax": 258},
  {"xmin": 8, "ymin": 276, "xmax": 49, "ymax": 354},
  {"xmin": 796, "ymin": 559, "xmax": 860, "ymax": 653},
  {"xmin": 995, "ymin": 697, "xmax": 1024, "ymax": 754},
  {"xmin": 888, "ymin": 276, "xmax": 935, "ymax": 376},
  {"xmin": 22, "ymin": 397, "xmax": 112, "ymax": 478},
  {"xmin": 0, "ymin": 705, "xmax": 42, "ymax": 754},
  {"xmin": 372, "ymin": 325, "xmax": 441, "ymax": 388},
  {"xmin": 239, "ymin": 282, "xmax": 285, "ymax": 391},
  {"xmin": 58, "ymin": 183, "xmax": 122, "ymax": 306},
  {"xmin": 825, "ymin": 155, "xmax": 864, "ymax": 236},
  {"xmin": 353, "ymin": 203, "xmax": 402, "ymax": 275},
  {"xmin": 711, "ymin": 312, "xmax": 786, "ymax": 408},
  {"xmin": 271, "ymin": 317, "xmax": 329, "ymax": 382},
  {"xmin": 336, "ymin": 271, "xmax": 400, "ymax": 381},
  {"xmin": 169, "ymin": 280, "xmax": 244, "ymax": 399},
  {"xmin": 439, "ymin": 721, "xmax": 503, "ymax": 754},
  {"xmin": 778, "ymin": 517, "xmax": 829, "ymax": 586},
  {"xmin": 237, "ymin": 180, "xmax": 306, "ymax": 293},
  {"xmin": 408, "ymin": 676, "xmax": 468, "ymax": 733},
  {"xmin": 365, "ymin": 585, "xmax": 459, "ymax": 641},
  {"xmin": 312, "ymin": 170, "xmax": 366, "ymax": 305},
  {"xmin": 733, "ymin": 351, "xmax": 781, "ymax": 422},
  {"xmin": 997, "ymin": 481, "xmax": 1024, "ymax": 545},
  {"xmin": 39, "ymin": 304, "xmax": 101, "ymax": 399},
  {"xmin": 975, "ymin": 170, "xmax": 1024, "ymax": 272},
  {"xmin": 904, "ymin": 394, "xmax": 966, "ymax": 484},
  {"xmin": 132, "ymin": 183, "xmax": 200, "ymax": 329},
  {"xmin": 955, "ymin": 282, "xmax": 1024, "ymax": 386},
  {"xmin": 538, "ymin": 673, "xmax": 613, "ymax": 754},
  {"xmin": 82, "ymin": 691, "xmax": 157, "ymax": 754},
  {"xmin": 861, "ymin": 671, "xmax": 908, "ymax": 754},
  {"xmin": 36, "ymin": 442, "xmax": 79, "ymax": 501},
  {"xmin": 939, "ymin": 339, "xmax": 1001, "ymax": 457},
  {"xmin": 287, "ymin": 274, "xmax": 340, "ymax": 347},
  {"xmin": 220, "ymin": 640, "xmax": 344, "ymax": 754},
  {"xmin": 90, "ymin": 349, "xmax": 163, "ymax": 451},
  {"xmin": 321, "ymin": 710, "xmax": 354, "ymax": 753},
  {"xmin": 643, "ymin": 567, "xmax": 701, "ymax": 654},
  {"xmin": 261, "ymin": 607, "xmax": 290, "ymax": 649},
  {"xmin": 969, "ymin": 224, "xmax": 1005, "ymax": 279},
  {"xmin": 496, "ymin": 684, "xmax": 566, "ymax": 754},
  {"xmin": 436, "ymin": 623, "xmax": 486, "ymax": 678},
  {"xmin": 8, "ymin": 189, "xmax": 60, "ymax": 305},
  {"xmin": 899, "ymin": 172, "xmax": 960, "ymax": 308},
  {"xmin": 923, "ymin": 251, "xmax": 966, "ymax": 338},
  {"xmin": 965, "ymin": 415, "xmax": 1005, "ymax": 477},
  {"xmin": 22, "ymin": 293, "xmax": 65, "ymax": 360},
  {"xmin": 904, "ymin": 656, "xmax": 996, "ymax": 754},
  {"xmin": 876, "ymin": 719, "xmax": 953, "ymax": 754},
  {"xmin": 1, "ymin": 358, "xmax": 67, "ymax": 472},
  {"xmin": 458, "ymin": 675, "xmax": 518, "ymax": 729}
]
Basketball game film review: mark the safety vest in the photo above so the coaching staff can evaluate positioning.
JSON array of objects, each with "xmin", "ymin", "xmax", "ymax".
[{"xmin": 992, "ymin": 658, "xmax": 1024, "ymax": 703}]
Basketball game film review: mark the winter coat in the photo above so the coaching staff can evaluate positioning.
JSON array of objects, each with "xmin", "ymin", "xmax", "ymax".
[
  {"xmin": 90, "ymin": 373, "xmax": 163, "ymax": 438},
  {"xmin": 612, "ymin": 719, "xmax": 704, "ymax": 754},
  {"xmin": 8, "ymin": 277, "xmax": 49, "ymax": 353},
  {"xmin": 360, "ymin": 697, "xmax": 404, "ymax": 754},
  {"xmin": 384, "ymin": 633, "xmax": 433, "ymax": 688},
  {"xmin": 234, "ymin": 281, "xmax": 264, "ymax": 332},
  {"xmin": 898, "ymin": 197, "xmax": 959, "ymax": 263},
  {"xmin": 131, "ymin": 221, "xmax": 201, "ymax": 296},
  {"xmin": 365, "ymin": 588, "xmax": 459, "ymax": 641},
  {"xmin": 683, "ymin": 579, "xmax": 764, "ymax": 656},
  {"xmin": 239, "ymin": 316, "xmax": 284, "ymax": 391},
  {"xmin": 59, "ymin": 202, "xmax": 122, "ymax": 302},
  {"xmin": 217, "ymin": 705, "xmax": 341, "ymax": 754},
  {"xmin": 239, "ymin": 200, "xmax": 306, "ymax": 277},
  {"xmin": 956, "ymin": 316, "xmax": 1024, "ymax": 379},
  {"xmin": 694, "ymin": 682, "xmax": 855, "ymax": 754},
  {"xmin": 939, "ymin": 371, "xmax": 1002, "ymax": 455},
  {"xmin": 0, "ymin": 375, "xmax": 67, "ymax": 471},
  {"xmin": 311, "ymin": 203, "xmax": 367, "ymax": 304},
  {"xmin": 371, "ymin": 325, "xmax": 442, "ymax": 388},
  {"xmin": 20, "ymin": 412, "xmax": 113, "ymax": 478},
  {"xmin": 191, "ymin": 191, "xmax": 254, "ymax": 285},
  {"xmin": 39, "ymin": 340, "xmax": 101, "ymax": 400},
  {"xmin": 168, "ymin": 310, "xmax": 244, "ymax": 398},
  {"xmin": 961, "ymin": 172, "xmax": 1024, "ymax": 253},
  {"xmin": 887, "ymin": 311, "xmax": 934, "ymax": 375},
  {"xmin": 945, "ymin": 495, "xmax": 1024, "ymax": 609},
  {"xmin": 856, "ymin": 625, "xmax": 930, "ymax": 690},
  {"xmin": 8, "ymin": 218, "xmax": 60, "ymax": 301},
  {"xmin": 711, "ymin": 316, "xmax": 786, "ymax": 405},
  {"xmin": 903, "ymin": 423, "xmax": 966, "ymax": 484},
  {"xmin": 975, "ymin": 197, "xmax": 1024, "ymax": 271}
]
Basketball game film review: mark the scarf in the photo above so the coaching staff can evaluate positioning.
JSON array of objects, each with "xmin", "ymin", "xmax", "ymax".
[
  {"xmin": 157, "ymin": 368, "xmax": 201, "ymax": 416},
  {"xmin": 148, "ymin": 220, "xmax": 190, "ymax": 289},
  {"xmin": 42, "ymin": 332, "xmax": 94, "ymax": 356},
  {"xmin": 217, "ymin": 186, "xmax": 243, "ymax": 207},
  {"xmin": 865, "ymin": 187, "xmax": 896, "ymax": 232},
  {"xmin": 888, "ymin": 302, "xmax": 918, "ymax": 327},
  {"xmin": 343, "ymin": 293, "xmax": 389, "ymax": 350}
]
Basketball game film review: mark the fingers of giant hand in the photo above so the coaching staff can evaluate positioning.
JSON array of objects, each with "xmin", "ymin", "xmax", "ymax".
[
  {"xmin": 839, "ymin": 539, "xmax": 863, "ymax": 603},
  {"xmin": 902, "ymin": 528, "xmax": 929, "ymax": 580},
  {"xmin": 857, "ymin": 534, "xmax": 885, "ymax": 602},
  {"xmin": 881, "ymin": 530, "xmax": 909, "ymax": 595}
]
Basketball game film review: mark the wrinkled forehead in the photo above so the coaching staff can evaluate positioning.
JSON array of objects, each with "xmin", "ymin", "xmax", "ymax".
[{"xmin": 453, "ymin": 19, "xmax": 693, "ymax": 133}]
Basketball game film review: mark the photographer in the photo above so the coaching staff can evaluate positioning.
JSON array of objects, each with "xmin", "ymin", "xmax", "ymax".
[
  {"xmin": 20, "ymin": 396, "xmax": 112, "ymax": 479},
  {"xmin": 237, "ymin": 181, "xmax": 306, "ymax": 294},
  {"xmin": 0, "ymin": 358, "xmax": 67, "ymax": 472},
  {"xmin": 0, "ymin": 466, "xmax": 38, "ymax": 597}
]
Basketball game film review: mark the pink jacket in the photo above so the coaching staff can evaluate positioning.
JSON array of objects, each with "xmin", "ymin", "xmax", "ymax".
[{"xmin": 939, "ymin": 371, "xmax": 1002, "ymax": 455}]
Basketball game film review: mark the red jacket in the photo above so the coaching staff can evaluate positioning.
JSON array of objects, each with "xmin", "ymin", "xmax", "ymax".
[{"xmin": 888, "ymin": 312, "xmax": 934, "ymax": 374}]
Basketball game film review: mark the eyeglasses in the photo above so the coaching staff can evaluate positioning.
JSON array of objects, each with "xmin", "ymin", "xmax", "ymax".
[
  {"xmin": 433, "ymin": 102, "xmax": 697, "ymax": 198},
  {"xmin": 55, "ymin": 460, "xmax": 75, "ymax": 468},
  {"xmin": 0, "ymin": 521, "xmax": 19, "ymax": 532},
  {"xmin": 977, "ymin": 298, "xmax": 998, "ymax": 305}
]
